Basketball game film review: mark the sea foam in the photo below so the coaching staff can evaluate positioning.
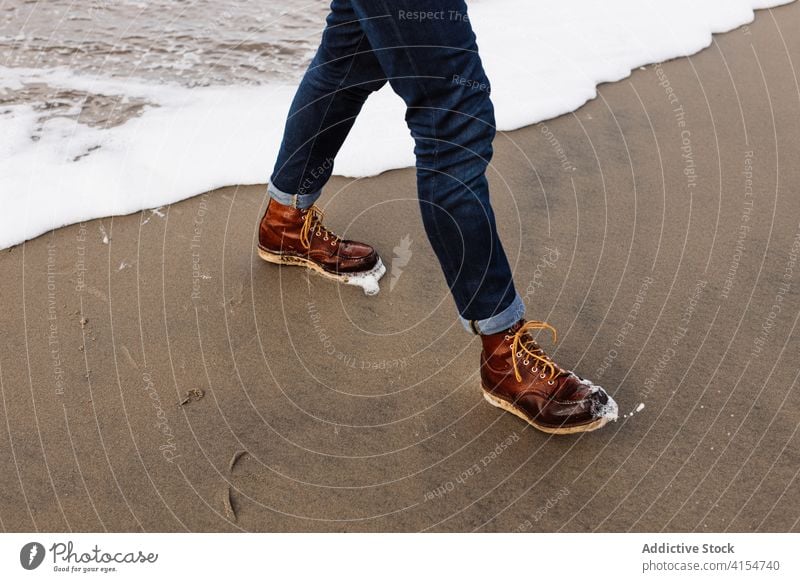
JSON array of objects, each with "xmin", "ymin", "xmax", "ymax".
[{"xmin": 0, "ymin": 0, "xmax": 793, "ymax": 249}]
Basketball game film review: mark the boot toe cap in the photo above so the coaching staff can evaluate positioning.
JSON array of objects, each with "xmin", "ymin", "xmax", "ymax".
[{"xmin": 336, "ymin": 242, "xmax": 379, "ymax": 273}]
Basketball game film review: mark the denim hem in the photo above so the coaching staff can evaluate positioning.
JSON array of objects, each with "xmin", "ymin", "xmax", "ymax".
[
  {"xmin": 267, "ymin": 182, "xmax": 322, "ymax": 210},
  {"xmin": 460, "ymin": 293, "xmax": 525, "ymax": 335}
]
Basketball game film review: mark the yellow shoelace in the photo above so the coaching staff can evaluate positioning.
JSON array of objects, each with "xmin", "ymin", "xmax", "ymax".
[
  {"xmin": 299, "ymin": 205, "xmax": 340, "ymax": 250},
  {"xmin": 511, "ymin": 320, "xmax": 561, "ymax": 383}
]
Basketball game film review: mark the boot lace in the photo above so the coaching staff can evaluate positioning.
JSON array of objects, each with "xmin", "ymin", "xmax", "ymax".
[
  {"xmin": 510, "ymin": 320, "xmax": 562, "ymax": 383},
  {"xmin": 299, "ymin": 205, "xmax": 341, "ymax": 250}
]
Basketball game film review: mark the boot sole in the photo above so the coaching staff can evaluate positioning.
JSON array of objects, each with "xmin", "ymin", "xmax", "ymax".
[
  {"xmin": 258, "ymin": 247, "xmax": 386, "ymax": 296},
  {"xmin": 482, "ymin": 387, "xmax": 614, "ymax": 435}
]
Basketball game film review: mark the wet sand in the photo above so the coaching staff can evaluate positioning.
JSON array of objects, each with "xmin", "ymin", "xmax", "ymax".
[{"xmin": 1, "ymin": 3, "xmax": 799, "ymax": 532}]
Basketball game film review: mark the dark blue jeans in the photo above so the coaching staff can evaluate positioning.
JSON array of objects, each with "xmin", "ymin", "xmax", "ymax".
[{"xmin": 269, "ymin": 0, "xmax": 524, "ymax": 334}]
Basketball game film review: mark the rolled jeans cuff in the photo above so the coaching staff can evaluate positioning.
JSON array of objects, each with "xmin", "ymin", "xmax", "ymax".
[
  {"xmin": 267, "ymin": 181, "xmax": 322, "ymax": 210},
  {"xmin": 460, "ymin": 293, "xmax": 525, "ymax": 335}
]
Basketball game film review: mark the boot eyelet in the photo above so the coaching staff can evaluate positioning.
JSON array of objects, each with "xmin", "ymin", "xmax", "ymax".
[
  {"xmin": 547, "ymin": 380, "xmax": 555, "ymax": 385},
  {"xmin": 516, "ymin": 351, "xmax": 522, "ymax": 357},
  {"xmin": 315, "ymin": 232, "xmax": 321, "ymax": 237},
  {"xmin": 523, "ymin": 360, "xmax": 529, "ymax": 365},
  {"xmin": 330, "ymin": 241, "xmax": 336, "ymax": 246},
  {"xmin": 532, "ymin": 367, "xmax": 539, "ymax": 373},
  {"xmin": 539, "ymin": 373, "xmax": 547, "ymax": 379}
]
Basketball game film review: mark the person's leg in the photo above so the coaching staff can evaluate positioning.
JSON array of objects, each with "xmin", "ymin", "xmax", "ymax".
[
  {"xmin": 268, "ymin": 0, "xmax": 388, "ymax": 209},
  {"xmin": 349, "ymin": 0, "xmax": 523, "ymax": 333},
  {"xmin": 259, "ymin": 0, "xmax": 388, "ymax": 295},
  {"xmin": 347, "ymin": 1, "xmax": 617, "ymax": 432}
]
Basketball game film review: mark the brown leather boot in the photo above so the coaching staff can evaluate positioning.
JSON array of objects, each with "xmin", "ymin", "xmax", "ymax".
[
  {"xmin": 258, "ymin": 198, "xmax": 385, "ymax": 295},
  {"xmin": 480, "ymin": 320, "xmax": 618, "ymax": 434}
]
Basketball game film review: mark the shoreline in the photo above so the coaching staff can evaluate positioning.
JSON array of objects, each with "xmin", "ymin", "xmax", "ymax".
[
  {"xmin": 0, "ymin": 3, "xmax": 799, "ymax": 532},
  {"xmin": 2, "ymin": 1, "xmax": 795, "ymax": 251}
]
